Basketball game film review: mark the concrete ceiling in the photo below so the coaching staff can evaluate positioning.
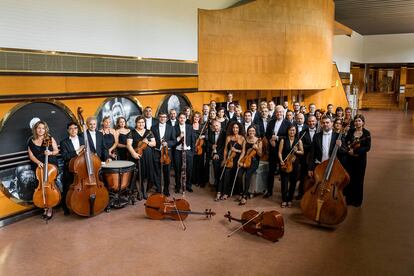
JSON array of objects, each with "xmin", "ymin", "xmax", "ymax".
[{"xmin": 335, "ymin": 0, "xmax": 414, "ymax": 35}]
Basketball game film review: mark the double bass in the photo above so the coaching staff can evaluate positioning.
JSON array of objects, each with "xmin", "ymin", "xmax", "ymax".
[
  {"xmin": 33, "ymin": 137, "xmax": 61, "ymax": 212},
  {"xmin": 300, "ymin": 132, "xmax": 349, "ymax": 225},
  {"xmin": 225, "ymin": 210, "xmax": 284, "ymax": 242},
  {"xmin": 66, "ymin": 108, "xmax": 109, "ymax": 217}
]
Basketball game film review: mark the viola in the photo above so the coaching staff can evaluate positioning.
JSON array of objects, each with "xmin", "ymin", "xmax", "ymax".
[
  {"xmin": 347, "ymin": 135, "xmax": 370, "ymax": 151},
  {"xmin": 66, "ymin": 107, "xmax": 109, "ymax": 217},
  {"xmin": 195, "ymin": 122, "xmax": 208, "ymax": 156},
  {"xmin": 135, "ymin": 132, "xmax": 150, "ymax": 156},
  {"xmin": 239, "ymin": 138, "xmax": 261, "ymax": 169},
  {"xmin": 33, "ymin": 137, "xmax": 61, "ymax": 210},
  {"xmin": 280, "ymin": 132, "xmax": 306, "ymax": 173},
  {"xmin": 301, "ymin": 132, "xmax": 350, "ymax": 225},
  {"xmin": 160, "ymin": 140, "xmax": 171, "ymax": 165},
  {"xmin": 260, "ymin": 137, "xmax": 269, "ymax": 161},
  {"xmin": 144, "ymin": 194, "xmax": 215, "ymax": 230},
  {"xmin": 225, "ymin": 210, "xmax": 284, "ymax": 242}
]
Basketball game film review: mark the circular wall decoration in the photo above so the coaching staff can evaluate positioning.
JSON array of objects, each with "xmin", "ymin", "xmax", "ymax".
[
  {"xmin": 156, "ymin": 94, "xmax": 192, "ymax": 116},
  {"xmin": 96, "ymin": 97, "xmax": 142, "ymax": 128}
]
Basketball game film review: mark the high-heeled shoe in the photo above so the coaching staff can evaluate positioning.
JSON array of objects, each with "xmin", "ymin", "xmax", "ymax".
[
  {"xmin": 239, "ymin": 198, "xmax": 247, "ymax": 205},
  {"xmin": 46, "ymin": 209, "xmax": 53, "ymax": 220},
  {"xmin": 214, "ymin": 193, "xmax": 221, "ymax": 201}
]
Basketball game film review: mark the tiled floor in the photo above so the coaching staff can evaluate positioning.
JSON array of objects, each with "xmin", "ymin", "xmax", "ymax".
[{"xmin": 0, "ymin": 110, "xmax": 413, "ymax": 276}]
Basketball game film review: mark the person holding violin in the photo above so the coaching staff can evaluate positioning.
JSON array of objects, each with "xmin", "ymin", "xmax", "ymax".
[
  {"xmin": 344, "ymin": 114, "xmax": 371, "ymax": 207},
  {"xmin": 60, "ymin": 122, "xmax": 85, "ymax": 216},
  {"xmin": 278, "ymin": 125, "xmax": 304, "ymax": 208},
  {"xmin": 28, "ymin": 120, "xmax": 59, "ymax": 219},
  {"xmin": 86, "ymin": 116, "xmax": 111, "ymax": 163},
  {"xmin": 343, "ymin": 107, "xmax": 354, "ymax": 134},
  {"xmin": 127, "ymin": 116, "xmax": 157, "ymax": 198},
  {"xmin": 114, "ymin": 116, "xmax": 131, "ymax": 161},
  {"xmin": 151, "ymin": 112, "xmax": 176, "ymax": 196},
  {"xmin": 174, "ymin": 112, "xmax": 196, "ymax": 193},
  {"xmin": 333, "ymin": 118, "xmax": 343, "ymax": 134},
  {"xmin": 191, "ymin": 112, "xmax": 207, "ymax": 187},
  {"xmin": 100, "ymin": 116, "xmax": 117, "ymax": 160},
  {"xmin": 207, "ymin": 120, "xmax": 226, "ymax": 192},
  {"xmin": 219, "ymin": 122, "xmax": 245, "ymax": 200},
  {"xmin": 238, "ymin": 125, "xmax": 262, "ymax": 205}
]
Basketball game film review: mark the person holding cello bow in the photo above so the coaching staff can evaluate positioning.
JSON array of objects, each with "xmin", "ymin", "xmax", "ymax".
[
  {"xmin": 114, "ymin": 116, "xmax": 131, "ymax": 161},
  {"xmin": 278, "ymin": 125, "xmax": 304, "ymax": 208},
  {"xmin": 60, "ymin": 122, "xmax": 85, "ymax": 216},
  {"xmin": 264, "ymin": 105, "xmax": 291, "ymax": 198},
  {"xmin": 151, "ymin": 112, "xmax": 176, "ymax": 197},
  {"xmin": 191, "ymin": 112, "xmax": 207, "ymax": 187},
  {"xmin": 174, "ymin": 112, "xmax": 196, "ymax": 193},
  {"xmin": 127, "ymin": 116, "xmax": 156, "ymax": 199},
  {"xmin": 207, "ymin": 120, "xmax": 226, "ymax": 196},
  {"xmin": 218, "ymin": 122, "xmax": 245, "ymax": 201},
  {"xmin": 237, "ymin": 125, "xmax": 262, "ymax": 205},
  {"xmin": 28, "ymin": 120, "xmax": 60, "ymax": 220},
  {"xmin": 100, "ymin": 116, "xmax": 117, "ymax": 160},
  {"xmin": 86, "ymin": 116, "xmax": 111, "ymax": 163},
  {"xmin": 344, "ymin": 114, "xmax": 371, "ymax": 207}
]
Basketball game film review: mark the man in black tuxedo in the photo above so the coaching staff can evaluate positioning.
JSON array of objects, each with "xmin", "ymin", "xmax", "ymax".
[
  {"xmin": 144, "ymin": 106, "xmax": 158, "ymax": 130},
  {"xmin": 268, "ymin": 101, "xmax": 276, "ymax": 120},
  {"xmin": 206, "ymin": 120, "xmax": 226, "ymax": 189},
  {"xmin": 285, "ymin": 110, "xmax": 295, "ymax": 124},
  {"xmin": 86, "ymin": 116, "xmax": 109, "ymax": 162},
  {"xmin": 174, "ymin": 113, "xmax": 196, "ymax": 193},
  {"xmin": 296, "ymin": 115, "xmax": 317, "ymax": 199},
  {"xmin": 256, "ymin": 107, "xmax": 270, "ymax": 138},
  {"xmin": 229, "ymin": 105, "xmax": 243, "ymax": 125},
  {"xmin": 167, "ymin": 109, "xmax": 178, "ymax": 127},
  {"xmin": 225, "ymin": 102, "xmax": 236, "ymax": 120},
  {"xmin": 295, "ymin": 113, "xmax": 307, "ymax": 136},
  {"xmin": 60, "ymin": 122, "xmax": 85, "ymax": 215},
  {"xmin": 151, "ymin": 112, "xmax": 176, "ymax": 196},
  {"xmin": 264, "ymin": 105, "xmax": 292, "ymax": 198},
  {"xmin": 308, "ymin": 115, "xmax": 346, "ymax": 177},
  {"xmin": 242, "ymin": 110, "xmax": 258, "ymax": 136},
  {"xmin": 250, "ymin": 102, "xmax": 260, "ymax": 123}
]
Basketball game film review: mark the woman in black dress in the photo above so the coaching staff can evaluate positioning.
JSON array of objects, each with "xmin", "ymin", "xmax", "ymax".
[
  {"xmin": 115, "ymin": 116, "xmax": 131, "ymax": 160},
  {"xmin": 343, "ymin": 107, "xmax": 354, "ymax": 134},
  {"xmin": 191, "ymin": 112, "xmax": 207, "ymax": 186},
  {"xmin": 27, "ymin": 120, "xmax": 59, "ymax": 219},
  {"xmin": 216, "ymin": 107, "xmax": 228, "ymax": 131},
  {"xmin": 344, "ymin": 114, "xmax": 371, "ymax": 207},
  {"xmin": 217, "ymin": 122, "xmax": 245, "ymax": 201},
  {"xmin": 238, "ymin": 126, "xmax": 262, "ymax": 205},
  {"xmin": 278, "ymin": 125, "xmax": 304, "ymax": 208},
  {"xmin": 100, "ymin": 116, "xmax": 117, "ymax": 159},
  {"xmin": 127, "ymin": 116, "xmax": 156, "ymax": 199}
]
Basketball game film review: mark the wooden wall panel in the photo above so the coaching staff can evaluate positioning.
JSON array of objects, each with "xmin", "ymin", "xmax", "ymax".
[{"xmin": 198, "ymin": 0, "xmax": 334, "ymax": 91}]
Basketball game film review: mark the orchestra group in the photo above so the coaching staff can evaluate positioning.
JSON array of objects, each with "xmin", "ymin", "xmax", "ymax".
[{"xmin": 27, "ymin": 92, "xmax": 371, "ymax": 221}]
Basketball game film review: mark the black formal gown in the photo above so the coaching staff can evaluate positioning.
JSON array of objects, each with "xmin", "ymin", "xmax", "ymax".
[
  {"xmin": 128, "ymin": 129, "xmax": 156, "ymax": 184},
  {"xmin": 220, "ymin": 140, "xmax": 242, "ymax": 196},
  {"xmin": 117, "ymin": 131, "xmax": 130, "ymax": 160},
  {"xmin": 191, "ymin": 124, "xmax": 206, "ymax": 186},
  {"xmin": 102, "ymin": 131, "xmax": 115, "ymax": 154},
  {"xmin": 279, "ymin": 137, "xmax": 300, "ymax": 202},
  {"xmin": 240, "ymin": 141, "xmax": 260, "ymax": 198}
]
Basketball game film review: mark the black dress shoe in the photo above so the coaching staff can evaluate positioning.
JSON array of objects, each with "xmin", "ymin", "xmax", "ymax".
[
  {"xmin": 63, "ymin": 209, "xmax": 70, "ymax": 216},
  {"xmin": 263, "ymin": 193, "xmax": 272, "ymax": 198},
  {"xmin": 164, "ymin": 192, "xmax": 171, "ymax": 197},
  {"xmin": 174, "ymin": 188, "xmax": 180, "ymax": 193},
  {"xmin": 186, "ymin": 188, "xmax": 193, "ymax": 193},
  {"xmin": 295, "ymin": 194, "xmax": 303, "ymax": 200}
]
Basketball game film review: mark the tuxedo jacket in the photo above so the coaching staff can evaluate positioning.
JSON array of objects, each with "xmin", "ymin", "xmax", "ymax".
[
  {"xmin": 206, "ymin": 129, "xmax": 226, "ymax": 160},
  {"xmin": 86, "ymin": 130, "xmax": 109, "ymax": 161},
  {"xmin": 166, "ymin": 119, "xmax": 178, "ymax": 128},
  {"xmin": 295, "ymin": 124, "xmax": 308, "ymax": 139},
  {"xmin": 60, "ymin": 135, "xmax": 85, "ymax": 163},
  {"xmin": 251, "ymin": 111, "xmax": 260, "ymax": 124},
  {"xmin": 265, "ymin": 119, "xmax": 291, "ymax": 141},
  {"xmin": 256, "ymin": 118, "xmax": 270, "ymax": 138},
  {"xmin": 145, "ymin": 117, "xmax": 159, "ymax": 130},
  {"xmin": 308, "ymin": 131, "xmax": 346, "ymax": 171},
  {"xmin": 299, "ymin": 128, "xmax": 316, "ymax": 155},
  {"xmin": 174, "ymin": 124, "xmax": 196, "ymax": 152},
  {"xmin": 241, "ymin": 122, "xmax": 259, "ymax": 137},
  {"xmin": 151, "ymin": 123, "xmax": 176, "ymax": 149},
  {"xmin": 229, "ymin": 116, "xmax": 244, "ymax": 125}
]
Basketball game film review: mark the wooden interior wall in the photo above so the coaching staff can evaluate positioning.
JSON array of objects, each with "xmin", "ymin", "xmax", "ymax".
[{"xmin": 198, "ymin": 0, "xmax": 334, "ymax": 91}]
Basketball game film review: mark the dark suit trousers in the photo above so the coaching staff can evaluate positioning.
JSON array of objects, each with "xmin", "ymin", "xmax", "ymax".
[
  {"xmin": 153, "ymin": 151, "xmax": 171, "ymax": 194},
  {"xmin": 174, "ymin": 150, "xmax": 194, "ymax": 190},
  {"xmin": 267, "ymin": 146, "xmax": 279, "ymax": 195}
]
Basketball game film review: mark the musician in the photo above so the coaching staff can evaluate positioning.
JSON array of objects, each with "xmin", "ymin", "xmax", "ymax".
[
  {"xmin": 326, "ymin": 104, "xmax": 334, "ymax": 119},
  {"xmin": 344, "ymin": 114, "xmax": 371, "ymax": 207},
  {"xmin": 278, "ymin": 125, "xmax": 304, "ymax": 208},
  {"xmin": 167, "ymin": 109, "xmax": 178, "ymax": 127},
  {"xmin": 207, "ymin": 120, "xmax": 226, "ymax": 196},
  {"xmin": 127, "ymin": 116, "xmax": 157, "ymax": 199},
  {"xmin": 208, "ymin": 109, "xmax": 217, "ymax": 127},
  {"xmin": 151, "ymin": 112, "xmax": 176, "ymax": 196},
  {"xmin": 296, "ymin": 115, "xmax": 317, "ymax": 200},
  {"xmin": 86, "ymin": 116, "xmax": 110, "ymax": 162},
  {"xmin": 293, "ymin": 102, "xmax": 301, "ymax": 117},
  {"xmin": 315, "ymin": 109, "xmax": 323, "ymax": 132},
  {"xmin": 268, "ymin": 101, "xmax": 276, "ymax": 119},
  {"xmin": 230, "ymin": 105, "xmax": 243, "ymax": 125},
  {"xmin": 216, "ymin": 107, "xmax": 229, "ymax": 131},
  {"xmin": 191, "ymin": 112, "xmax": 207, "ymax": 187},
  {"xmin": 242, "ymin": 111, "xmax": 257, "ymax": 135},
  {"xmin": 307, "ymin": 103, "xmax": 316, "ymax": 117},
  {"xmin": 257, "ymin": 107, "xmax": 270, "ymax": 138},
  {"xmin": 282, "ymin": 101, "xmax": 289, "ymax": 118},
  {"xmin": 264, "ymin": 105, "xmax": 291, "ymax": 198},
  {"xmin": 28, "ymin": 120, "xmax": 59, "ymax": 220},
  {"xmin": 285, "ymin": 110, "xmax": 294, "ymax": 124},
  {"xmin": 260, "ymin": 101, "xmax": 268, "ymax": 112},
  {"xmin": 174, "ymin": 112, "xmax": 196, "ymax": 193},
  {"xmin": 343, "ymin": 107, "xmax": 354, "ymax": 133},
  {"xmin": 250, "ymin": 102, "xmax": 260, "ymax": 123},
  {"xmin": 202, "ymin": 104, "xmax": 210, "ymax": 123},
  {"xmin": 219, "ymin": 122, "xmax": 245, "ymax": 200},
  {"xmin": 333, "ymin": 118, "xmax": 343, "ymax": 133},
  {"xmin": 335, "ymin": 107, "xmax": 344, "ymax": 120},
  {"xmin": 308, "ymin": 115, "xmax": 346, "ymax": 177},
  {"xmin": 295, "ymin": 113, "xmax": 307, "ymax": 135},
  {"xmin": 100, "ymin": 116, "xmax": 117, "ymax": 159},
  {"xmin": 226, "ymin": 102, "xmax": 236, "ymax": 120},
  {"xmin": 225, "ymin": 92, "xmax": 234, "ymax": 111},
  {"xmin": 144, "ymin": 106, "xmax": 158, "ymax": 130},
  {"xmin": 114, "ymin": 116, "xmax": 131, "ymax": 161},
  {"xmin": 60, "ymin": 122, "xmax": 85, "ymax": 215},
  {"xmin": 210, "ymin": 100, "xmax": 217, "ymax": 111},
  {"xmin": 183, "ymin": 106, "xmax": 192, "ymax": 124},
  {"xmin": 238, "ymin": 125, "xmax": 262, "ymax": 205}
]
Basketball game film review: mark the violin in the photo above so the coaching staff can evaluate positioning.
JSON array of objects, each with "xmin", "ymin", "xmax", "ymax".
[
  {"xmin": 301, "ymin": 132, "xmax": 350, "ymax": 225},
  {"xmin": 280, "ymin": 132, "xmax": 306, "ymax": 173},
  {"xmin": 225, "ymin": 210, "xmax": 284, "ymax": 242},
  {"xmin": 135, "ymin": 132, "xmax": 150, "ymax": 156},
  {"xmin": 239, "ymin": 138, "xmax": 261, "ymax": 169},
  {"xmin": 225, "ymin": 149, "xmax": 237, "ymax": 168},
  {"xmin": 160, "ymin": 139, "xmax": 171, "ymax": 165},
  {"xmin": 195, "ymin": 122, "xmax": 208, "ymax": 156},
  {"xmin": 347, "ymin": 136, "xmax": 370, "ymax": 151},
  {"xmin": 144, "ymin": 194, "xmax": 215, "ymax": 230},
  {"xmin": 33, "ymin": 137, "xmax": 61, "ymax": 210},
  {"xmin": 66, "ymin": 107, "xmax": 109, "ymax": 217},
  {"xmin": 260, "ymin": 137, "xmax": 269, "ymax": 161}
]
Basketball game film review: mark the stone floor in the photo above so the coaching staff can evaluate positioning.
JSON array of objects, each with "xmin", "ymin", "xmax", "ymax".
[{"xmin": 0, "ymin": 110, "xmax": 413, "ymax": 276}]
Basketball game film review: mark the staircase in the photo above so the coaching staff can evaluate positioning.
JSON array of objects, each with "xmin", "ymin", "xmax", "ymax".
[{"xmin": 361, "ymin": 93, "xmax": 400, "ymax": 110}]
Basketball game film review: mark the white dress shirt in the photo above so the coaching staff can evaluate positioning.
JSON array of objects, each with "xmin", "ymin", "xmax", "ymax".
[
  {"xmin": 214, "ymin": 132, "xmax": 219, "ymax": 144},
  {"xmin": 228, "ymin": 111, "xmax": 234, "ymax": 119},
  {"xmin": 322, "ymin": 130, "xmax": 332, "ymax": 162},
  {"xmin": 170, "ymin": 119, "xmax": 176, "ymax": 126},
  {"xmin": 70, "ymin": 135, "xmax": 80, "ymax": 151},
  {"xmin": 158, "ymin": 123, "xmax": 166, "ymax": 149},
  {"xmin": 309, "ymin": 128, "xmax": 316, "ymax": 141},
  {"xmin": 203, "ymin": 114, "xmax": 208, "ymax": 122},
  {"xmin": 88, "ymin": 130, "xmax": 97, "ymax": 149},
  {"xmin": 273, "ymin": 119, "xmax": 283, "ymax": 136},
  {"xmin": 269, "ymin": 110, "xmax": 274, "ymax": 118},
  {"xmin": 145, "ymin": 117, "xmax": 152, "ymax": 130},
  {"xmin": 262, "ymin": 118, "xmax": 268, "ymax": 132},
  {"xmin": 297, "ymin": 124, "xmax": 304, "ymax": 134},
  {"xmin": 244, "ymin": 122, "xmax": 252, "ymax": 133},
  {"xmin": 176, "ymin": 124, "xmax": 190, "ymax": 150}
]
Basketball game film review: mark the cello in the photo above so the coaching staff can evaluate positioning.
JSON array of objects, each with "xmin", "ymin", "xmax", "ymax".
[
  {"xmin": 66, "ymin": 108, "xmax": 109, "ymax": 217},
  {"xmin": 33, "ymin": 137, "xmax": 61, "ymax": 213},
  {"xmin": 300, "ymin": 132, "xmax": 349, "ymax": 225},
  {"xmin": 225, "ymin": 210, "xmax": 284, "ymax": 242}
]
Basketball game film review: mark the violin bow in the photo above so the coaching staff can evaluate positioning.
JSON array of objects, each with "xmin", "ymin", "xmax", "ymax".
[
  {"xmin": 219, "ymin": 147, "xmax": 233, "ymax": 181},
  {"xmin": 282, "ymin": 131, "xmax": 306, "ymax": 163},
  {"xmin": 173, "ymin": 198, "xmax": 186, "ymax": 231},
  {"xmin": 229, "ymin": 166, "xmax": 241, "ymax": 197},
  {"xmin": 227, "ymin": 211, "xmax": 264, "ymax": 237}
]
